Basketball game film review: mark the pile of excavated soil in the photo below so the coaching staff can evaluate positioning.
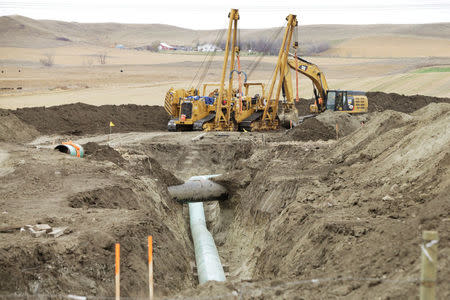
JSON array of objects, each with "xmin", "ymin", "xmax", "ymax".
[
  {"xmin": 284, "ymin": 118, "xmax": 335, "ymax": 141},
  {"xmin": 11, "ymin": 103, "xmax": 169, "ymax": 135},
  {"xmin": 295, "ymin": 92, "xmax": 450, "ymax": 116},
  {"xmin": 128, "ymin": 156, "xmax": 183, "ymax": 186},
  {"xmin": 294, "ymin": 98, "xmax": 315, "ymax": 116},
  {"xmin": 83, "ymin": 142, "xmax": 125, "ymax": 165},
  {"xmin": 83, "ymin": 142, "xmax": 182, "ymax": 185},
  {"xmin": 0, "ymin": 109, "xmax": 39, "ymax": 143},
  {"xmin": 367, "ymin": 92, "xmax": 450, "ymax": 113},
  {"xmin": 315, "ymin": 110, "xmax": 369, "ymax": 137}
]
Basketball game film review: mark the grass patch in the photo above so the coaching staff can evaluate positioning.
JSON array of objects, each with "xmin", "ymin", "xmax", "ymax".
[{"xmin": 414, "ymin": 67, "xmax": 450, "ymax": 73}]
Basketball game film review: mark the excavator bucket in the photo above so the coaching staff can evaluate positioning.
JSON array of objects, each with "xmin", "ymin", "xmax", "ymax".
[{"xmin": 278, "ymin": 105, "xmax": 299, "ymax": 128}]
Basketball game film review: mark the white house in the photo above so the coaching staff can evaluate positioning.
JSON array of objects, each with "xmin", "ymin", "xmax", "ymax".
[{"xmin": 197, "ymin": 44, "xmax": 222, "ymax": 52}]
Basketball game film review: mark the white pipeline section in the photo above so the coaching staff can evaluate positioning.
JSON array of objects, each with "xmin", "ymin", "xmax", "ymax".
[
  {"xmin": 168, "ymin": 175, "xmax": 227, "ymax": 202},
  {"xmin": 189, "ymin": 201, "xmax": 226, "ymax": 284}
]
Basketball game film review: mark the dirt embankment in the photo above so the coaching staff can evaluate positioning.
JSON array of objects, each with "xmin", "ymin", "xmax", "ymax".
[
  {"xmin": 213, "ymin": 102, "xmax": 450, "ymax": 299},
  {"xmin": 295, "ymin": 92, "xmax": 450, "ymax": 116},
  {"xmin": 0, "ymin": 109, "xmax": 39, "ymax": 143},
  {"xmin": 0, "ymin": 141, "xmax": 194, "ymax": 298},
  {"xmin": 288, "ymin": 92, "xmax": 450, "ymax": 142},
  {"xmin": 284, "ymin": 118, "xmax": 335, "ymax": 141},
  {"xmin": 11, "ymin": 103, "xmax": 169, "ymax": 136},
  {"xmin": 367, "ymin": 92, "xmax": 450, "ymax": 113}
]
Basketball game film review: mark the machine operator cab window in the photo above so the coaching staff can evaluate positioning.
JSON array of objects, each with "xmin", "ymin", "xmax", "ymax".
[
  {"xmin": 327, "ymin": 90, "xmax": 350, "ymax": 111},
  {"xmin": 326, "ymin": 91, "xmax": 336, "ymax": 111}
]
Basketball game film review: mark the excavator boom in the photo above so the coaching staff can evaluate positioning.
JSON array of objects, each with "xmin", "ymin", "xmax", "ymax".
[{"xmin": 287, "ymin": 55, "xmax": 328, "ymax": 105}]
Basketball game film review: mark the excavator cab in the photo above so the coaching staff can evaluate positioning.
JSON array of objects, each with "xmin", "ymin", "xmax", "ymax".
[
  {"xmin": 329, "ymin": 90, "xmax": 347, "ymax": 111},
  {"xmin": 327, "ymin": 90, "xmax": 367, "ymax": 113}
]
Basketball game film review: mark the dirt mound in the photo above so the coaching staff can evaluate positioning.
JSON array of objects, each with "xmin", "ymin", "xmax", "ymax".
[
  {"xmin": 0, "ymin": 109, "xmax": 39, "ymax": 143},
  {"xmin": 129, "ymin": 156, "xmax": 183, "ymax": 186},
  {"xmin": 285, "ymin": 118, "xmax": 335, "ymax": 141},
  {"xmin": 315, "ymin": 110, "xmax": 369, "ymax": 138},
  {"xmin": 294, "ymin": 98, "xmax": 315, "ymax": 116},
  {"xmin": 367, "ymin": 92, "xmax": 450, "ymax": 113},
  {"xmin": 11, "ymin": 103, "xmax": 169, "ymax": 136},
  {"xmin": 68, "ymin": 186, "xmax": 140, "ymax": 209},
  {"xmin": 295, "ymin": 92, "xmax": 450, "ymax": 117},
  {"xmin": 83, "ymin": 142, "xmax": 125, "ymax": 165}
]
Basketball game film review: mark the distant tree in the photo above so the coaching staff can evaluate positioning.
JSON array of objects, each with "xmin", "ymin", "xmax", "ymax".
[
  {"xmin": 146, "ymin": 40, "xmax": 160, "ymax": 52},
  {"xmin": 39, "ymin": 53, "xmax": 54, "ymax": 67},
  {"xmin": 98, "ymin": 52, "xmax": 107, "ymax": 64}
]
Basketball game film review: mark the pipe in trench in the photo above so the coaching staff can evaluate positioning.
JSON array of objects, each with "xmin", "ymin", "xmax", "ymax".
[
  {"xmin": 168, "ymin": 174, "xmax": 227, "ymax": 202},
  {"xmin": 189, "ymin": 201, "xmax": 226, "ymax": 284},
  {"xmin": 169, "ymin": 175, "xmax": 226, "ymax": 284}
]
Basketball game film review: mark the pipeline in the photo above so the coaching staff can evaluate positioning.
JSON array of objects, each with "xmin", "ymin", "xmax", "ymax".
[
  {"xmin": 189, "ymin": 201, "xmax": 226, "ymax": 284},
  {"xmin": 168, "ymin": 175, "xmax": 227, "ymax": 202},
  {"xmin": 54, "ymin": 141, "xmax": 84, "ymax": 158},
  {"xmin": 169, "ymin": 175, "xmax": 227, "ymax": 284}
]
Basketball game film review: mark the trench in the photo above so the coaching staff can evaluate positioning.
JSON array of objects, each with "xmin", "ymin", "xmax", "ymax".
[{"xmin": 138, "ymin": 140, "xmax": 255, "ymax": 284}]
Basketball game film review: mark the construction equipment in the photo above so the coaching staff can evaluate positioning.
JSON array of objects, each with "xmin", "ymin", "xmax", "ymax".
[
  {"xmin": 286, "ymin": 55, "xmax": 368, "ymax": 113},
  {"xmin": 164, "ymin": 9, "xmax": 269, "ymax": 132},
  {"xmin": 163, "ymin": 10, "xmax": 366, "ymax": 132}
]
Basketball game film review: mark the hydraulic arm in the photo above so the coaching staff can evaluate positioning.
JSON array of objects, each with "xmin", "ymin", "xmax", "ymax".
[{"xmin": 287, "ymin": 55, "xmax": 329, "ymax": 112}]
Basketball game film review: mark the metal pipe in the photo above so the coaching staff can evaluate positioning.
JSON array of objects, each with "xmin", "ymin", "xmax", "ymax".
[
  {"xmin": 54, "ymin": 143, "xmax": 84, "ymax": 158},
  {"xmin": 169, "ymin": 175, "xmax": 226, "ymax": 284},
  {"xmin": 189, "ymin": 201, "xmax": 226, "ymax": 284},
  {"xmin": 168, "ymin": 175, "xmax": 227, "ymax": 202}
]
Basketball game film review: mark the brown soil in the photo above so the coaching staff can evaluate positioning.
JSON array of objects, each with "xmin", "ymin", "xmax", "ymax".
[
  {"xmin": 68, "ymin": 186, "xmax": 141, "ymax": 209},
  {"xmin": 294, "ymin": 98, "xmax": 315, "ymax": 116},
  {"xmin": 0, "ymin": 143, "xmax": 195, "ymax": 298},
  {"xmin": 11, "ymin": 103, "xmax": 169, "ymax": 136},
  {"xmin": 284, "ymin": 118, "xmax": 335, "ymax": 141},
  {"xmin": 296, "ymin": 92, "xmax": 450, "ymax": 116},
  {"xmin": 0, "ymin": 109, "xmax": 39, "ymax": 143},
  {"xmin": 367, "ymin": 92, "xmax": 450, "ymax": 113},
  {"xmin": 0, "ymin": 96, "xmax": 449, "ymax": 299},
  {"xmin": 210, "ymin": 102, "xmax": 450, "ymax": 299},
  {"xmin": 83, "ymin": 142, "xmax": 126, "ymax": 165}
]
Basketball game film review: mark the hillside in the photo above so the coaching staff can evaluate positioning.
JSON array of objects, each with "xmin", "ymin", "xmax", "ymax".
[{"xmin": 1, "ymin": 15, "xmax": 449, "ymax": 56}]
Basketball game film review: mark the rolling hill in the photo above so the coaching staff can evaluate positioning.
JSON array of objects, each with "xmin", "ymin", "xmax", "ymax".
[{"xmin": 1, "ymin": 15, "xmax": 449, "ymax": 58}]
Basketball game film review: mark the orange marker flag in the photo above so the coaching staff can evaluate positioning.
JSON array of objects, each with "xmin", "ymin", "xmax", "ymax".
[
  {"xmin": 148, "ymin": 236, "xmax": 154, "ymax": 300},
  {"xmin": 148, "ymin": 236, "xmax": 153, "ymax": 264},
  {"xmin": 115, "ymin": 243, "xmax": 120, "ymax": 300}
]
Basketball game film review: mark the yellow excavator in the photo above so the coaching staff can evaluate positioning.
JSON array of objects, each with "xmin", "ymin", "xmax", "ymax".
[{"xmin": 286, "ymin": 56, "xmax": 368, "ymax": 114}]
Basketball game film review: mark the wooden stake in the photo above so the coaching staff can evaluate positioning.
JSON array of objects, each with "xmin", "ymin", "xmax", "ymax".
[
  {"xmin": 115, "ymin": 243, "xmax": 120, "ymax": 300},
  {"xmin": 148, "ymin": 236, "xmax": 154, "ymax": 300},
  {"xmin": 335, "ymin": 123, "xmax": 339, "ymax": 139},
  {"xmin": 420, "ymin": 231, "xmax": 438, "ymax": 300}
]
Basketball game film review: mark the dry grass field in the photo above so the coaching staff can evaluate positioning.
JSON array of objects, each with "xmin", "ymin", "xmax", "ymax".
[{"xmin": 1, "ymin": 16, "xmax": 449, "ymax": 109}]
